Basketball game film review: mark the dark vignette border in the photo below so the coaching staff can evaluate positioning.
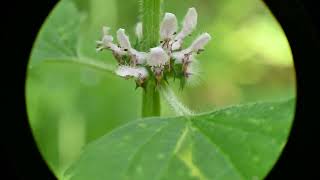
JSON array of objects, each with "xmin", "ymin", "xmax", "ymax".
[
  {"xmin": 3, "ymin": 0, "xmax": 59, "ymax": 179},
  {"xmin": 264, "ymin": 0, "xmax": 319, "ymax": 179},
  {"xmin": 2, "ymin": 0, "xmax": 319, "ymax": 179}
]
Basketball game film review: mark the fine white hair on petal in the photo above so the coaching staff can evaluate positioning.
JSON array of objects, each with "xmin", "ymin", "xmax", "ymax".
[
  {"xmin": 147, "ymin": 47, "xmax": 170, "ymax": 66},
  {"xmin": 117, "ymin": 28, "xmax": 132, "ymax": 50},
  {"xmin": 185, "ymin": 58, "xmax": 198, "ymax": 75},
  {"xmin": 135, "ymin": 22, "xmax": 143, "ymax": 40},
  {"xmin": 160, "ymin": 13, "xmax": 178, "ymax": 40},
  {"xmin": 190, "ymin": 33, "xmax": 211, "ymax": 52},
  {"xmin": 186, "ymin": 60, "xmax": 203, "ymax": 87},
  {"xmin": 115, "ymin": 66, "xmax": 148, "ymax": 78}
]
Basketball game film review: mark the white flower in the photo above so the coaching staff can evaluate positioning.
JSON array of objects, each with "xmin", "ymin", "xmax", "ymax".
[
  {"xmin": 96, "ymin": 26, "xmax": 113, "ymax": 50},
  {"xmin": 171, "ymin": 39, "xmax": 182, "ymax": 51},
  {"xmin": 108, "ymin": 43, "xmax": 127, "ymax": 56},
  {"xmin": 135, "ymin": 22, "xmax": 143, "ymax": 41},
  {"xmin": 130, "ymin": 49, "xmax": 148, "ymax": 65},
  {"xmin": 96, "ymin": 27, "xmax": 126, "ymax": 56},
  {"xmin": 117, "ymin": 28, "xmax": 132, "ymax": 50},
  {"xmin": 116, "ymin": 28, "xmax": 147, "ymax": 65},
  {"xmin": 147, "ymin": 47, "xmax": 169, "ymax": 66},
  {"xmin": 172, "ymin": 51, "xmax": 193, "ymax": 64},
  {"xmin": 172, "ymin": 8, "xmax": 198, "ymax": 50},
  {"xmin": 189, "ymin": 33, "xmax": 211, "ymax": 52},
  {"xmin": 180, "ymin": 7, "xmax": 198, "ymax": 38},
  {"xmin": 115, "ymin": 66, "xmax": 148, "ymax": 79},
  {"xmin": 96, "ymin": 35, "xmax": 113, "ymax": 50},
  {"xmin": 160, "ymin": 13, "xmax": 178, "ymax": 40},
  {"xmin": 172, "ymin": 33, "xmax": 211, "ymax": 63}
]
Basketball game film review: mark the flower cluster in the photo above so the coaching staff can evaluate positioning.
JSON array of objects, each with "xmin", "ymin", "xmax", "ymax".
[{"xmin": 96, "ymin": 7, "xmax": 211, "ymax": 88}]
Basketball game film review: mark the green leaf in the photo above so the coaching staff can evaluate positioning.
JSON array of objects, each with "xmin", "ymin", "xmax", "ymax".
[
  {"xmin": 30, "ymin": 0, "xmax": 81, "ymax": 65},
  {"xmin": 64, "ymin": 98, "xmax": 295, "ymax": 180},
  {"xmin": 26, "ymin": 0, "xmax": 139, "ymax": 176},
  {"xmin": 28, "ymin": 0, "xmax": 115, "ymax": 72}
]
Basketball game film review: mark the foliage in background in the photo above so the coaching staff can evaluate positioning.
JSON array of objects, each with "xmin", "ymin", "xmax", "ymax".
[{"xmin": 26, "ymin": 0, "xmax": 296, "ymax": 178}]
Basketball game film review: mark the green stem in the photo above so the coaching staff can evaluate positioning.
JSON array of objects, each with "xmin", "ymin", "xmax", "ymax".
[
  {"xmin": 142, "ymin": 80, "xmax": 161, "ymax": 117},
  {"xmin": 141, "ymin": 0, "xmax": 161, "ymax": 50},
  {"xmin": 141, "ymin": 0, "xmax": 162, "ymax": 117}
]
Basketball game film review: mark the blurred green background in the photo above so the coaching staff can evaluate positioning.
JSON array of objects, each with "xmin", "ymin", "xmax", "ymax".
[{"xmin": 26, "ymin": 0, "xmax": 296, "ymax": 178}]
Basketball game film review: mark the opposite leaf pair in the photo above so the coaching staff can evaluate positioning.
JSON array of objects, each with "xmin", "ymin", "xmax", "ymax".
[{"xmin": 96, "ymin": 7, "xmax": 212, "ymax": 88}]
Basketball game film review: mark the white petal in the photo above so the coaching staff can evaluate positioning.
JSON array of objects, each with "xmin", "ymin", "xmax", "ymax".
[
  {"xmin": 171, "ymin": 51, "xmax": 185, "ymax": 64},
  {"xmin": 135, "ymin": 22, "xmax": 143, "ymax": 40},
  {"xmin": 102, "ymin": 35, "xmax": 113, "ymax": 45},
  {"xmin": 183, "ymin": 8, "xmax": 198, "ymax": 35},
  {"xmin": 175, "ymin": 8, "xmax": 198, "ymax": 40},
  {"xmin": 147, "ymin": 47, "xmax": 169, "ymax": 66},
  {"xmin": 117, "ymin": 28, "xmax": 132, "ymax": 50},
  {"xmin": 97, "ymin": 27, "xmax": 127, "ymax": 56},
  {"xmin": 190, "ymin": 33, "xmax": 211, "ymax": 52},
  {"xmin": 130, "ymin": 49, "xmax": 147, "ymax": 64},
  {"xmin": 97, "ymin": 34, "xmax": 117, "ymax": 51},
  {"xmin": 172, "ymin": 49, "xmax": 192, "ymax": 64},
  {"xmin": 160, "ymin": 13, "xmax": 178, "ymax": 40},
  {"xmin": 109, "ymin": 44, "xmax": 126, "ymax": 56},
  {"xmin": 115, "ymin": 66, "xmax": 148, "ymax": 78},
  {"xmin": 171, "ymin": 39, "xmax": 182, "ymax": 51}
]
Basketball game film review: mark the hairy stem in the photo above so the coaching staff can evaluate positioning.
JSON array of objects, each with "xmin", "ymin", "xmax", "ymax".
[
  {"xmin": 160, "ymin": 85, "xmax": 193, "ymax": 116},
  {"xmin": 141, "ymin": 0, "xmax": 162, "ymax": 117}
]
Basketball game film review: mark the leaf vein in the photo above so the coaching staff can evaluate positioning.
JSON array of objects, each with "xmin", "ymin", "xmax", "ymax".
[{"xmin": 192, "ymin": 124, "xmax": 246, "ymax": 180}]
